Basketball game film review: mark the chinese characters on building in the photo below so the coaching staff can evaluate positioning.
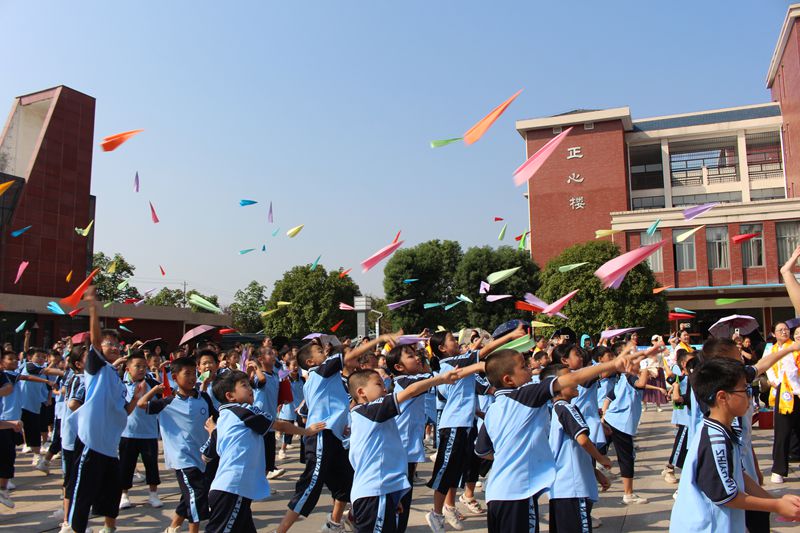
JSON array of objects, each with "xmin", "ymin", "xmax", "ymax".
[{"xmin": 567, "ymin": 146, "xmax": 584, "ymax": 209}]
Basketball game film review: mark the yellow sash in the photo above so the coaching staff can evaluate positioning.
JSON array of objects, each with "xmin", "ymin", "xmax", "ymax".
[{"xmin": 769, "ymin": 341, "xmax": 796, "ymax": 412}]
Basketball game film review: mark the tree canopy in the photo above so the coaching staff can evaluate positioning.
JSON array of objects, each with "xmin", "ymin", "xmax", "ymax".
[
  {"xmin": 91, "ymin": 252, "xmax": 141, "ymax": 302},
  {"xmin": 535, "ymin": 241, "xmax": 668, "ymax": 339},
  {"xmin": 229, "ymin": 281, "xmax": 269, "ymax": 332}
]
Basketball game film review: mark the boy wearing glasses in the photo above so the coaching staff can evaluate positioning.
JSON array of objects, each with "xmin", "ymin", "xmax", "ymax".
[
  {"xmin": 670, "ymin": 358, "xmax": 800, "ymax": 531},
  {"xmin": 68, "ymin": 286, "xmax": 144, "ymax": 533}
]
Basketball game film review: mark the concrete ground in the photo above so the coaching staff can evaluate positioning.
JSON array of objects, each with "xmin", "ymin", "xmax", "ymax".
[{"xmin": 2, "ymin": 408, "xmax": 799, "ymax": 532}]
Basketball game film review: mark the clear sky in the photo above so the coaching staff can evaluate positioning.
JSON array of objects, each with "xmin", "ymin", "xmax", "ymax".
[{"xmin": 0, "ymin": 1, "xmax": 791, "ymax": 303}]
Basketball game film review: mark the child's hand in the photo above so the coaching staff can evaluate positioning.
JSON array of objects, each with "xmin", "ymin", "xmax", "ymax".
[
  {"xmin": 150, "ymin": 384, "xmax": 164, "ymax": 396},
  {"xmin": 304, "ymin": 422, "xmax": 326, "ymax": 436},
  {"xmin": 789, "ymin": 341, "xmax": 800, "ymax": 353},
  {"xmin": 205, "ymin": 416, "xmax": 216, "ymax": 435},
  {"xmin": 219, "ymin": 360, "xmax": 228, "ymax": 369},
  {"xmin": 84, "ymin": 285, "xmax": 96, "ymax": 302},
  {"xmin": 112, "ymin": 356, "xmax": 128, "ymax": 368},
  {"xmin": 776, "ymin": 494, "xmax": 800, "ymax": 521},
  {"xmin": 597, "ymin": 455, "xmax": 612, "ymax": 470},
  {"xmin": 595, "ymin": 469, "xmax": 610, "ymax": 492},
  {"xmin": 441, "ymin": 370, "xmax": 460, "ymax": 384},
  {"xmin": 510, "ymin": 323, "xmax": 527, "ymax": 339},
  {"xmin": 10, "ymin": 420, "xmax": 22, "ymax": 433}
]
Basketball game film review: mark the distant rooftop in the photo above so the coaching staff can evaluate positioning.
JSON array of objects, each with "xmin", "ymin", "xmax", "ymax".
[{"xmin": 632, "ymin": 103, "xmax": 782, "ymax": 132}]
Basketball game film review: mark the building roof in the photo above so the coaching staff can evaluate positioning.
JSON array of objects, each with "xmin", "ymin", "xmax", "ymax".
[
  {"xmin": 766, "ymin": 3, "xmax": 800, "ymax": 88},
  {"xmin": 516, "ymin": 107, "xmax": 632, "ymax": 136},
  {"xmin": 631, "ymin": 103, "xmax": 782, "ymax": 132}
]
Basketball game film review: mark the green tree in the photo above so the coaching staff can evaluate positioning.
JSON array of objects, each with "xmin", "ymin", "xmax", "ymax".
[
  {"xmin": 536, "ymin": 241, "xmax": 668, "ymax": 339},
  {"xmin": 383, "ymin": 240, "xmax": 464, "ymax": 331},
  {"xmin": 229, "ymin": 281, "xmax": 269, "ymax": 332},
  {"xmin": 453, "ymin": 246, "xmax": 540, "ymax": 330},
  {"xmin": 91, "ymin": 252, "xmax": 142, "ymax": 302},
  {"xmin": 145, "ymin": 287, "xmax": 185, "ymax": 307},
  {"xmin": 262, "ymin": 265, "xmax": 360, "ymax": 338}
]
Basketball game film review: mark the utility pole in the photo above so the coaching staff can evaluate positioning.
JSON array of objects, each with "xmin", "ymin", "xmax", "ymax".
[{"xmin": 182, "ymin": 281, "xmax": 188, "ymax": 308}]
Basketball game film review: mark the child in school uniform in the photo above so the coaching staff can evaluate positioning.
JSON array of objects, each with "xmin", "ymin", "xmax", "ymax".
[
  {"xmin": 601, "ymin": 340, "xmax": 669, "ymax": 505},
  {"xmin": 198, "ymin": 349, "xmax": 222, "ymax": 410},
  {"xmin": 138, "ymin": 356, "xmax": 217, "ymax": 533},
  {"xmin": 545, "ymin": 364, "xmax": 613, "ymax": 533},
  {"xmin": 475, "ymin": 346, "xmax": 647, "ymax": 533},
  {"xmin": 662, "ymin": 348, "xmax": 694, "ymax": 485},
  {"xmin": 204, "ymin": 370, "xmax": 324, "ymax": 533},
  {"xmin": 119, "ymin": 350, "xmax": 163, "ymax": 510},
  {"xmin": 426, "ymin": 325, "xmax": 528, "ymax": 531},
  {"xmin": 277, "ymin": 357, "xmax": 305, "ymax": 461},
  {"xmin": 670, "ymin": 357, "xmax": 800, "ymax": 532},
  {"xmin": 277, "ymin": 334, "xmax": 398, "ymax": 533},
  {"xmin": 249, "ymin": 346, "xmax": 284, "ymax": 480},
  {"xmin": 69, "ymin": 286, "xmax": 142, "ymax": 533},
  {"xmin": 18, "ymin": 346, "xmax": 63, "ymax": 472},
  {"xmin": 58, "ymin": 349, "xmax": 87, "ymax": 533},
  {"xmin": 347, "ymin": 367, "xmax": 461, "ymax": 532}
]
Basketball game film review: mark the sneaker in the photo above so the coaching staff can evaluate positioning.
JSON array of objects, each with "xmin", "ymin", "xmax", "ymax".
[
  {"xmin": 429, "ymin": 452, "xmax": 437, "ymax": 462},
  {"xmin": 656, "ymin": 406, "xmax": 664, "ymax": 412},
  {"xmin": 771, "ymin": 473, "xmax": 785, "ymax": 484},
  {"xmin": 424, "ymin": 437, "xmax": 435, "ymax": 448},
  {"xmin": 277, "ymin": 449, "xmax": 287, "ymax": 461},
  {"xmin": 148, "ymin": 492, "xmax": 163, "ymax": 508},
  {"xmin": 425, "ymin": 511, "xmax": 446, "ymax": 533},
  {"xmin": 673, "ymin": 489, "xmax": 678, "ymax": 500},
  {"xmin": 320, "ymin": 518, "xmax": 345, "ymax": 533},
  {"xmin": 267, "ymin": 468, "xmax": 286, "ymax": 480},
  {"xmin": 0, "ymin": 489, "xmax": 14, "ymax": 509},
  {"xmin": 163, "ymin": 528, "xmax": 180, "ymax": 533},
  {"xmin": 662, "ymin": 468, "xmax": 678, "ymax": 484},
  {"xmin": 285, "ymin": 444, "xmax": 296, "ymax": 450},
  {"xmin": 6, "ymin": 480, "xmax": 15, "ymax": 490},
  {"xmin": 50, "ymin": 508, "xmax": 65, "ymax": 520},
  {"xmin": 35, "ymin": 457, "xmax": 50, "ymax": 474},
  {"xmin": 119, "ymin": 493, "xmax": 132, "ymax": 509},
  {"xmin": 592, "ymin": 515, "xmax": 602, "ymax": 528},
  {"xmin": 342, "ymin": 509, "xmax": 354, "ymax": 532},
  {"xmin": 58, "ymin": 523, "xmax": 73, "ymax": 533},
  {"xmin": 622, "ymin": 493, "xmax": 648, "ymax": 504},
  {"xmin": 442, "ymin": 505, "xmax": 464, "ymax": 530},
  {"xmin": 133, "ymin": 470, "xmax": 145, "ymax": 483},
  {"xmin": 99, "ymin": 528, "xmax": 116, "ymax": 533},
  {"xmin": 458, "ymin": 494, "xmax": 486, "ymax": 514},
  {"xmin": 21, "ymin": 445, "xmax": 32, "ymax": 453}
]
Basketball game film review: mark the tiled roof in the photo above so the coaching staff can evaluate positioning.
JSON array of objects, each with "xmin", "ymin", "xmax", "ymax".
[{"xmin": 632, "ymin": 104, "xmax": 781, "ymax": 132}]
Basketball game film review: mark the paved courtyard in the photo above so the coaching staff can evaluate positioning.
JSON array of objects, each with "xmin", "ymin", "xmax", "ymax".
[{"xmin": 2, "ymin": 409, "xmax": 799, "ymax": 532}]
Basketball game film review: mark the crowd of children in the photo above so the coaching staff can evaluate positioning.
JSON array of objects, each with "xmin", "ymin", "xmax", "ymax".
[{"xmin": 2, "ymin": 281, "xmax": 800, "ymax": 532}]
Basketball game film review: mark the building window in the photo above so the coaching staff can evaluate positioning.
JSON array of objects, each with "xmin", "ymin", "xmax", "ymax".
[
  {"xmin": 629, "ymin": 144, "xmax": 663, "ymax": 190},
  {"xmin": 674, "ymin": 230, "xmax": 696, "ymax": 271},
  {"xmin": 750, "ymin": 187, "xmax": 786, "ymax": 201},
  {"xmin": 584, "ymin": 122, "xmax": 594, "ymax": 130},
  {"xmin": 631, "ymin": 196, "xmax": 666, "ymax": 210},
  {"xmin": 777, "ymin": 221, "xmax": 800, "ymax": 265},
  {"xmin": 641, "ymin": 231, "xmax": 663, "ymax": 272},
  {"xmin": 669, "ymin": 136, "xmax": 739, "ymax": 187},
  {"xmin": 671, "ymin": 191, "xmax": 742, "ymax": 207},
  {"xmin": 746, "ymin": 131, "xmax": 783, "ymax": 181},
  {"xmin": 706, "ymin": 226, "xmax": 729, "ymax": 270},
  {"xmin": 740, "ymin": 223, "xmax": 763, "ymax": 268}
]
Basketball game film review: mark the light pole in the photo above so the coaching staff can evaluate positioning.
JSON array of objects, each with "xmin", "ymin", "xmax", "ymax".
[{"xmin": 369, "ymin": 310, "xmax": 383, "ymax": 337}]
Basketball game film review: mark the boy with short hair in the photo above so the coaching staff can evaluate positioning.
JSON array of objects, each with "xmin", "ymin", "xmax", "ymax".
[
  {"xmin": 475, "ymin": 345, "xmax": 647, "ymax": 533},
  {"xmin": 138, "ymin": 356, "xmax": 217, "ymax": 533},
  {"xmin": 204, "ymin": 370, "xmax": 324, "ymax": 533},
  {"xmin": 59, "ymin": 348, "xmax": 87, "ymax": 533},
  {"xmin": 69, "ymin": 287, "xmax": 141, "ymax": 533},
  {"xmin": 277, "ymin": 334, "xmax": 399, "ymax": 533},
  {"xmin": 119, "ymin": 350, "xmax": 163, "ymax": 510},
  {"xmin": 18, "ymin": 346, "xmax": 63, "ymax": 472},
  {"xmin": 544, "ymin": 364, "xmax": 612, "ymax": 533},
  {"xmin": 249, "ymin": 346, "xmax": 284, "ymax": 479},
  {"xmin": 277, "ymin": 357, "xmax": 305, "ymax": 461},
  {"xmin": 670, "ymin": 358, "xmax": 800, "ymax": 531},
  {"xmin": 347, "ymin": 367, "xmax": 460, "ymax": 532}
]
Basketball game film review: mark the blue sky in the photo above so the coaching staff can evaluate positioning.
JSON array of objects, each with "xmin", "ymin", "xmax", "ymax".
[{"xmin": 0, "ymin": 1, "xmax": 791, "ymax": 303}]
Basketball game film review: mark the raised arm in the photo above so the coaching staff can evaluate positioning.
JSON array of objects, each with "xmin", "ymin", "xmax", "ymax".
[
  {"xmin": 86, "ymin": 286, "xmax": 103, "ymax": 354},
  {"xmin": 137, "ymin": 384, "xmax": 164, "ymax": 410},
  {"xmin": 344, "ymin": 331, "xmax": 401, "ymax": 367},
  {"xmin": 781, "ymin": 245, "xmax": 800, "ymax": 315},
  {"xmin": 396, "ymin": 371, "xmax": 458, "ymax": 404},
  {"xmin": 479, "ymin": 323, "xmax": 527, "ymax": 359},
  {"xmin": 753, "ymin": 341, "xmax": 800, "ymax": 377}
]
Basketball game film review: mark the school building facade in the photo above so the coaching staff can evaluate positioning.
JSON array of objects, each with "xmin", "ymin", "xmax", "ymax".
[
  {"xmin": 0, "ymin": 86, "xmax": 229, "ymax": 350},
  {"xmin": 516, "ymin": 4, "xmax": 800, "ymax": 335}
]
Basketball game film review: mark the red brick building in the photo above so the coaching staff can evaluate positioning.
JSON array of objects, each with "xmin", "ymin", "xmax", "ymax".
[
  {"xmin": 516, "ymin": 4, "xmax": 800, "ymax": 333},
  {"xmin": 0, "ymin": 86, "xmax": 229, "ymax": 349}
]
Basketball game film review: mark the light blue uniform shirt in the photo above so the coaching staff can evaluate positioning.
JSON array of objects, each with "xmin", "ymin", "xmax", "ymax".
[
  {"xmin": 548, "ymin": 400, "xmax": 598, "ymax": 501},
  {"xmin": 475, "ymin": 378, "xmax": 557, "ymax": 503},
  {"xmin": 0, "ymin": 371, "xmax": 22, "ymax": 421},
  {"xmin": 603, "ymin": 374, "xmax": 644, "ymax": 436},
  {"xmin": 670, "ymin": 418, "xmax": 745, "ymax": 533},
  {"xmin": 253, "ymin": 369, "xmax": 279, "ymax": 430},
  {"xmin": 572, "ymin": 377, "xmax": 605, "ymax": 447},
  {"xmin": 61, "ymin": 374, "xmax": 85, "ymax": 451},
  {"xmin": 438, "ymin": 351, "xmax": 479, "ymax": 429},
  {"xmin": 146, "ymin": 390, "xmax": 216, "ymax": 471},
  {"xmin": 394, "ymin": 373, "xmax": 432, "ymax": 463},
  {"xmin": 671, "ymin": 374, "xmax": 690, "ymax": 426},
  {"xmin": 209, "ymin": 403, "xmax": 272, "ymax": 500},
  {"xmin": 122, "ymin": 376, "xmax": 161, "ymax": 439},
  {"xmin": 278, "ymin": 376, "xmax": 305, "ymax": 421},
  {"xmin": 348, "ymin": 393, "xmax": 411, "ymax": 502},
  {"xmin": 304, "ymin": 353, "xmax": 350, "ymax": 441},
  {"xmin": 77, "ymin": 347, "xmax": 128, "ymax": 458},
  {"xmin": 19, "ymin": 362, "xmax": 48, "ymax": 413}
]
